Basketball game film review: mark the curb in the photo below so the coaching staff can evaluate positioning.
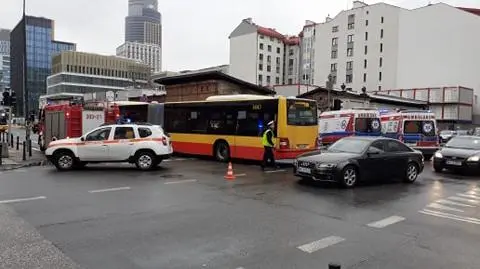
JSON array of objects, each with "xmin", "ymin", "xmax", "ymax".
[{"xmin": 0, "ymin": 159, "xmax": 49, "ymax": 171}]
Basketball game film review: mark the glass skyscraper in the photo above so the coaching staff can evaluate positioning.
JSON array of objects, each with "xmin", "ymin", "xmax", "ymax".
[
  {"xmin": 0, "ymin": 29, "xmax": 10, "ymax": 92},
  {"xmin": 125, "ymin": 0, "xmax": 162, "ymax": 46},
  {"xmin": 10, "ymin": 16, "xmax": 76, "ymax": 116}
]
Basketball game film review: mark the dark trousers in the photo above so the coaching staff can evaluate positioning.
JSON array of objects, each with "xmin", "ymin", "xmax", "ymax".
[{"xmin": 261, "ymin": 146, "xmax": 275, "ymax": 168}]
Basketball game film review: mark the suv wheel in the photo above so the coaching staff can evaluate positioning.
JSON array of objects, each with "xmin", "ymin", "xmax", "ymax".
[
  {"xmin": 135, "ymin": 151, "xmax": 156, "ymax": 171},
  {"xmin": 53, "ymin": 151, "xmax": 75, "ymax": 171}
]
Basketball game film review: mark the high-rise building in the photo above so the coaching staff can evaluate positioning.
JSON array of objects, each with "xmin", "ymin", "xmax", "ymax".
[
  {"xmin": 47, "ymin": 51, "xmax": 150, "ymax": 95},
  {"xmin": 229, "ymin": 18, "xmax": 301, "ymax": 87},
  {"xmin": 0, "ymin": 29, "xmax": 10, "ymax": 92},
  {"xmin": 10, "ymin": 15, "xmax": 76, "ymax": 116},
  {"xmin": 117, "ymin": 0, "xmax": 162, "ymax": 73}
]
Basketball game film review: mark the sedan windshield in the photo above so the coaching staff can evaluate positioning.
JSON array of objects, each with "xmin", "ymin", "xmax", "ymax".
[
  {"xmin": 445, "ymin": 136, "xmax": 480, "ymax": 150},
  {"xmin": 327, "ymin": 138, "xmax": 371, "ymax": 154}
]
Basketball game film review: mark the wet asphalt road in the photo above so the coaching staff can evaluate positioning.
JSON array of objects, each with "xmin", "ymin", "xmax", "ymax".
[{"xmin": 0, "ymin": 158, "xmax": 479, "ymax": 269}]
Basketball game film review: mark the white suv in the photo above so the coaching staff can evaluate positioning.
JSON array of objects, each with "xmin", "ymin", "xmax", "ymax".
[{"xmin": 45, "ymin": 124, "xmax": 173, "ymax": 171}]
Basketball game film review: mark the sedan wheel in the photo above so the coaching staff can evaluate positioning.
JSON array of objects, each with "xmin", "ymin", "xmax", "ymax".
[
  {"xmin": 404, "ymin": 163, "xmax": 419, "ymax": 183},
  {"xmin": 340, "ymin": 166, "xmax": 357, "ymax": 188}
]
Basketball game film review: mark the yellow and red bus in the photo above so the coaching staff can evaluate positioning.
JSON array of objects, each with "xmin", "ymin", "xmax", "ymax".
[{"xmin": 162, "ymin": 95, "xmax": 319, "ymax": 162}]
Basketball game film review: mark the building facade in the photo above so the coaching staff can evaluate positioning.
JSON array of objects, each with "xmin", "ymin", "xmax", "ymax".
[
  {"xmin": 299, "ymin": 21, "xmax": 317, "ymax": 85},
  {"xmin": 118, "ymin": 0, "xmax": 162, "ymax": 73},
  {"xmin": 47, "ymin": 51, "xmax": 150, "ymax": 95},
  {"xmin": 10, "ymin": 16, "xmax": 76, "ymax": 116},
  {"xmin": 0, "ymin": 29, "xmax": 10, "ymax": 92},
  {"xmin": 229, "ymin": 18, "xmax": 301, "ymax": 87}
]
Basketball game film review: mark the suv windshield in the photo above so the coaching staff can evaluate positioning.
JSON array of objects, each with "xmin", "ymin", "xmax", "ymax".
[
  {"xmin": 287, "ymin": 100, "xmax": 317, "ymax": 126},
  {"xmin": 445, "ymin": 136, "xmax": 480, "ymax": 150},
  {"xmin": 327, "ymin": 138, "xmax": 371, "ymax": 154},
  {"xmin": 404, "ymin": 120, "xmax": 436, "ymax": 136}
]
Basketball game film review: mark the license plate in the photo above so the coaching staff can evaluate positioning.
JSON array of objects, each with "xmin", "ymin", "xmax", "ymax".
[
  {"xmin": 298, "ymin": 167, "xmax": 311, "ymax": 174},
  {"xmin": 446, "ymin": 160, "xmax": 462, "ymax": 166},
  {"xmin": 297, "ymin": 144, "xmax": 308, "ymax": 149}
]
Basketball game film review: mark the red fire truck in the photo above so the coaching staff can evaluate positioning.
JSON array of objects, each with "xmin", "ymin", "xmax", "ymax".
[{"xmin": 38, "ymin": 102, "xmax": 120, "ymax": 151}]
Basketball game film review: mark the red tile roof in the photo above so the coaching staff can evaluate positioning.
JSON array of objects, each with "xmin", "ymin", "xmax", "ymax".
[
  {"xmin": 257, "ymin": 26, "xmax": 285, "ymax": 40},
  {"xmin": 284, "ymin": 36, "xmax": 300, "ymax": 45},
  {"xmin": 457, "ymin": 7, "xmax": 480, "ymax": 16}
]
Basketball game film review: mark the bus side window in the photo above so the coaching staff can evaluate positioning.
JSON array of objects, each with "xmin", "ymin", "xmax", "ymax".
[
  {"xmin": 207, "ymin": 110, "xmax": 236, "ymax": 135},
  {"xmin": 187, "ymin": 110, "xmax": 208, "ymax": 134},
  {"xmin": 237, "ymin": 110, "xmax": 261, "ymax": 137},
  {"xmin": 165, "ymin": 107, "xmax": 187, "ymax": 133}
]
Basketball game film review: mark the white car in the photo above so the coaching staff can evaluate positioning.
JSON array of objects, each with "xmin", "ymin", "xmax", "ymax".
[{"xmin": 45, "ymin": 124, "xmax": 173, "ymax": 171}]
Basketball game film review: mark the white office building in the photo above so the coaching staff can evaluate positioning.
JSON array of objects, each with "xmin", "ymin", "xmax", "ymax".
[
  {"xmin": 229, "ymin": 18, "xmax": 301, "ymax": 87},
  {"xmin": 299, "ymin": 21, "xmax": 317, "ymax": 85},
  {"xmin": 116, "ymin": 41, "xmax": 161, "ymax": 73}
]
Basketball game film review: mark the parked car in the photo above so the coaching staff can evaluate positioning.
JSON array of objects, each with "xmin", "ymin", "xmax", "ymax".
[
  {"xmin": 45, "ymin": 123, "xmax": 173, "ymax": 171},
  {"xmin": 433, "ymin": 136, "xmax": 480, "ymax": 173},
  {"xmin": 293, "ymin": 136, "xmax": 424, "ymax": 188}
]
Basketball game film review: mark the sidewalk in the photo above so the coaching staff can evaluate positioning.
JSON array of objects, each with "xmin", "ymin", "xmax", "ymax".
[
  {"xmin": 0, "ymin": 144, "xmax": 47, "ymax": 171},
  {"xmin": 0, "ymin": 205, "xmax": 82, "ymax": 269}
]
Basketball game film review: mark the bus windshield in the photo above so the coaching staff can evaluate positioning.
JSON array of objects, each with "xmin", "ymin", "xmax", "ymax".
[
  {"xmin": 287, "ymin": 100, "xmax": 317, "ymax": 126},
  {"xmin": 404, "ymin": 120, "xmax": 436, "ymax": 136}
]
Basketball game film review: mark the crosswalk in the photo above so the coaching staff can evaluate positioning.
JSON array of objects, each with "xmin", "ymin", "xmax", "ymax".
[{"xmin": 419, "ymin": 188, "xmax": 480, "ymax": 225}]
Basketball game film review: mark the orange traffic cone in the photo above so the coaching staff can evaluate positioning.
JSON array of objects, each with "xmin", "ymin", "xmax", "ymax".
[{"xmin": 224, "ymin": 162, "xmax": 236, "ymax": 180}]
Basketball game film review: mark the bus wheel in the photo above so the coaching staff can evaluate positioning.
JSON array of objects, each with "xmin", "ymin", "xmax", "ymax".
[{"xmin": 214, "ymin": 141, "xmax": 230, "ymax": 162}]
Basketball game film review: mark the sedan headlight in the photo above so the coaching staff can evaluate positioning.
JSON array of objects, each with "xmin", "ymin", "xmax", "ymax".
[
  {"xmin": 434, "ymin": 151, "xmax": 443, "ymax": 158},
  {"xmin": 316, "ymin": 163, "xmax": 336, "ymax": 169},
  {"xmin": 467, "ymin": 155, "xmax": 480, "ymax": 162}
]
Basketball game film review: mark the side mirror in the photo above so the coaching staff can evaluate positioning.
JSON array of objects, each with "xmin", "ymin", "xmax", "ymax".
[
  {"xmin": 80, "ymin": 137, "xmax": 85, "ymax": 141},
  {"xmin": 367, "ymin": 148, "xmax": 381, "ymax": 156}
]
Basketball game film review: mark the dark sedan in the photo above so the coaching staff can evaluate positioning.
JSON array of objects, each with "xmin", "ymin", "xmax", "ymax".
[
  {"xmin": 293, "ymin": 136, "xmax": 424, "ymax": 188},
  {"xmin": 433, "ymin": 136, "xmax": 480, "ymax": 173}
]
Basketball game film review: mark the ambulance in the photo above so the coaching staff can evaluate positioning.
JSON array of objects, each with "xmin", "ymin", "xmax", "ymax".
[
  {"xmin": 318, "ymin": 108, "xmax": 382, "ymax": 147},
  {"xmin": 380, "ymin": 109, "xmax": 439, "ymax": 159}
]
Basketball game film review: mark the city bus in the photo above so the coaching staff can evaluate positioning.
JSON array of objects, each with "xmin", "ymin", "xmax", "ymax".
[{"xmin": 162, "ymin": 95, "xmax": 319, "ymax": 162}]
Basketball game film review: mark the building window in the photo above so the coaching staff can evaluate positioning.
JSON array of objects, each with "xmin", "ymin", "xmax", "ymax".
[
  {"xmin": 363, "ymin": 73, "xmax": 367, "ymax": 82},
  {"xmin": 346, "ymin": 74, "xmax": 353, "ymax": 83},
  {"xmin": 365, "ymin": 32, "xmax": 368, "ymax": 41},
  {"xmin": 259, "ymin": 35, "xmax": 264, "ymax": 39},
  {"xmin": 347, "ymin": 34, "xmax": 354, "ymax": 43},
  {"xmin": 331, "ymin": 50, "xmax": 338, "ymax": 59},
  {"xmin": 379, "ymin": 72, "xmax": 382, "ymax": 81},
  {"xmin": 259, "ymin": 53, "xmax": 263, "ymax": 60},
  {"xmin": 288, "ymin": 78, "xmax": 293, "ymax": 84},
  {"xmin": 331, "ymin": 63, "xmax": 337, "ymax": 71},
  {"xmin": 364, "ymin": 45, "xmax": 368, "ymax": 55},
  {"xmin": 267, "ymin": 55, "xmax": 271, "ymax": 63},
  {"xmin": 260, "ymin": 43, "xmax": 264, "ymax": 50},
  {"xmin": 258, "ymin": 74, "xmax": 263, "ymax": 83},
  {"xmin": 381, "ymin": 16, "xmax": 384, "ymax": 23},
  {"xmin": 380, "ymin": 29, "xmax": 384, "ymax": 38},
  {"xmin": 267, "ymin": 65, "xmax": 271, "ymax": 72},
  {"xmin": 275, "ymin": 77, "xmax": 280, "ymax": 84},
  {"xmin": 259, "ymin": 64, "xmax": 263, "ymax": 71},
  {"xmin": 276, "ymin": 57, "xmax": 281, "ymax": 64},
  {"xmin": 332, "ymin": 26, "xmax": 339, "ymax": 32},
  {"xmin": 378, "ymin": 85, "xmax": 382, "ymax": 91},
  {"xmin": 346, "ymin": 61, "xmax": 353, "ymax": 70},
  {"xmin": 380, "ymin": 43, "xmax": 383, "ymax": 53},
  {"xmin": 366, "ymin": 20, "xmax": 369, "ymax": 26},
  {"xmin": 289, "ymin": 49, "xmax": 294, "ymax": 55},
  {"xmin": 348, "ymin": 23, "xmax": 354, "ymax": 30},
  {"xmin": 364, "ymin": 59, "xmax": 367, "ymax": 68},
  {"xmin": 276, "ymin": 47, "xmax": 281, "ymax": 54},
  {"xmin": 266, "ymin": 76, "xmax": 271, "ymax": 84},
  {"xmin": 379, "ymin": 57, "xmax": 383, "ymax": 67},
  {"xmin": 332, "ymin": 37, "xmax": 338, "ymax": 46},
  {"xmin": 268, "ymin": 45, "xmax": 272, "ymax": 52},
  {"xmin": 276, "ymin": 66, "xmax": 280, "ymax": 74},
  {"xmin": 347, "ymin": 48, "xmax": 353, "ymax": 57}
]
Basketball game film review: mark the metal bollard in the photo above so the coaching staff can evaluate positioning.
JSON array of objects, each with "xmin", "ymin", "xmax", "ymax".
[
  {"xmin": 28, "ymin": 139, "xmax": 32, "ymax": 157},
  {"xmin": 328, "ymin": 263, "xmax": 341, "ymax": 269},
  {"xmin": 22, "ymin": 141, "xmax": 26, "ymax": 161},
  {"xmin": 10, "ymin": 133, "xmax": 13, "ymax": 148},
  {"xmin": 16, "ymin": 136, "xmax": 19, "ymax": 151}
]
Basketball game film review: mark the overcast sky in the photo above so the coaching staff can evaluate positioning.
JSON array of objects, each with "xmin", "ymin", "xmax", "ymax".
[{"xmin": 1, "ymin": 0, "xmax": 479, "ymax": 71}]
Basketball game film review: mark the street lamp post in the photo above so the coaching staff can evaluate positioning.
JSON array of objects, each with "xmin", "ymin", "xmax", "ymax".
[{"xmin": 361, "ymin": 86, "xmax": 367, "ymax": 107}]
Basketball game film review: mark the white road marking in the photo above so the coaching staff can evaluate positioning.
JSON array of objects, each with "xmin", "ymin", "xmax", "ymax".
[
  {"xmin": 419, "ymin": 209, "xmax": 480, "ymax": 225},
  {"xmin": 436, "ymin": 199, "xmax": 475, "ymax": 208},
  {"xmin": 235, "ymin": 173, "xmax": 247, "ymax": 177},
  {"xmin": 457, "ymin": 193, "xmax": 480, "ymax": 200},
  {"xmin": 448, "ymin": 196, "xmax": 480, "ymax": 204},
  {"xmin": 15, "ymin": 169, "xmax": 27, "ymax": 173},
  {"xmin": 0, "ymin": 196, "xmax": 46, "ymax": 204},
  {"xmin": 426, "ymin": 203, "xmax": 464, "ymax": 212},
  {"xmin": 297, "ymin": 236, "xmax": 345, "ymax": 254},
  {"xmin": 264, "ymin": 169, "xmax": 287, "ymax": 173},
  {"xmin": 367, "ymin": 215, "xmax": 406, "ymax": 228},
  {"xmin": 88, "ymin": 186, "xmax": 131, "ymax": 193},
  {"xmin": 164, "ymin": 179, "xmax": 198, "ymax": 185}
]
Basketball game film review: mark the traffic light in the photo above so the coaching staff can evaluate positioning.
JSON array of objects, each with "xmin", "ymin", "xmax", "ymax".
[{"xmin": 2, "ymin": 91, "xmax": 9, "ymax": 106}]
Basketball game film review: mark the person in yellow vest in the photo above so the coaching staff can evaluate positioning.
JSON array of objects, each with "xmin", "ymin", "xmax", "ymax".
[{"xmin": 261, "ymin": 121, "xmax": 276, "ymax": 170}]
